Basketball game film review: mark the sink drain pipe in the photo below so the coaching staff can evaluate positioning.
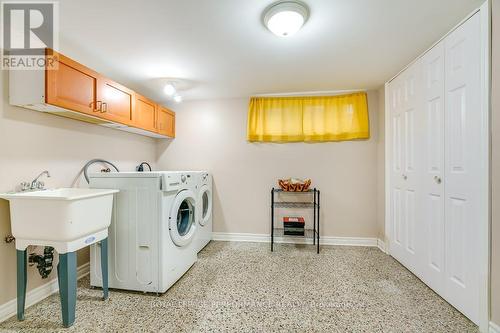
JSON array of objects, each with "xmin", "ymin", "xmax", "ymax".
[{"xmin": 29, "ymin": 246, "xmax": 55, "ymax": 279}]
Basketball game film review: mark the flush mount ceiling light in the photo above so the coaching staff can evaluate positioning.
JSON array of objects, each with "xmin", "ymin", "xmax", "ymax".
[{"xmin": 263, "ymin": 1, "xmax": 309, "ymax": 37}]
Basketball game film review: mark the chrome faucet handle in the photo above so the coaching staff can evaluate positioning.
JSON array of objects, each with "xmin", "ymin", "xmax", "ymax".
[
  {"xmin": 30, "ymin": 170, "xmax": 50, "ymax": 190},
  {"xmin": 20, "ymin": 182, "xmax": 30, "ymax": 191}
]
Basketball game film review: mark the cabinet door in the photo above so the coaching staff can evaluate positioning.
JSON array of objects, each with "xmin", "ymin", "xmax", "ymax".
[
  {"xmin": 97, "ymin": 78, "xmax": 134, "ymax": 125},
  {"xmin": 46, "ymin": 50, "xmax": 99, "ymax": 115},
  {"xmin": 157, "ymin": 107, "xmax": 175, "ymax": 137},
  {"xmin": 134, "ymin": 95, "xmax": 157, "ymax": 132}
]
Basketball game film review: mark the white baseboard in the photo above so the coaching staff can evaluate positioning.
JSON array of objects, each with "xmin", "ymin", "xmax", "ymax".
[
  {"xmin": 377, "ymin": 239, "xmax": 388, "ymax": 253},
  {"xmin": 490, "ymin": 321, "xmax": 500, "ymax": 333},
  {"xmin": 77, "ymin": 262, "xmax": 90, "ymax": 279},
  {"xmin": 0, "ymin": 262, "xmax": 90, "ymax": 324},
  {"xmin": 212, "ymin": 232, "xmax": 384, "ymax": 248}
]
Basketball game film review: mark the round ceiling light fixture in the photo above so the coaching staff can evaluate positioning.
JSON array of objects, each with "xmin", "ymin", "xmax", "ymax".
[{"xmin": 263, "ymin": 1, "xmax": 309, "ymax": 37}]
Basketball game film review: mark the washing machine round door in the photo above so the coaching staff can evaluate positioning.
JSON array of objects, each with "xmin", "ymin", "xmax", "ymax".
[
  {"xmin": 199, "ymin": 185, "xmax": 212, "ymax": 227},
  {"xmin": 169, "ymin": 190, "xmax": 197, "ymax": 247}
]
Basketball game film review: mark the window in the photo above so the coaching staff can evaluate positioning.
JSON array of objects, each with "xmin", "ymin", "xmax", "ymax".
[{"xmin": 247, "ymin": 92, "xmax": 370, "ymax": 142}]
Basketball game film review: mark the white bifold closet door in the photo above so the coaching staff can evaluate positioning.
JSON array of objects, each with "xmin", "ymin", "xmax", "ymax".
[
  {"xmin": 388, "ymin": 12, "xmax": 481, "ymax": 324},
  {"xmin": 421, "ymin": 40, "xmax": 446, "ymax": 297},
  {"xmin": 442, "ymin": 13, "xmax": 481, "ymax": 322},
  {"xmin": 389, "ymin": 61, "xmax": 422, "ymax": 273}
]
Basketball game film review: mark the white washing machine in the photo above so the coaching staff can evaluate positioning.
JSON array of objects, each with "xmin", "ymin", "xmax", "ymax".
[
  {"xmin": 88, "ymin": 171, "xmax": 198, "ymax": 293},
  {"xmin": 195, "ymin": 172, "xmax": 213, "ymax": 253}
]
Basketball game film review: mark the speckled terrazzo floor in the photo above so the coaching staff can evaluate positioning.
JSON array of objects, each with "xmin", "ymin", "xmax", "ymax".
[{"xmin": 0, "ymin": 241, "xmax": 477, "ymax": 333}]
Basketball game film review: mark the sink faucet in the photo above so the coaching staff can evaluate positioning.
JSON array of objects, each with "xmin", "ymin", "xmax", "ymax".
[{"xmin": 21, "ymin": 170, "xmax": 51, "ymax": 191}]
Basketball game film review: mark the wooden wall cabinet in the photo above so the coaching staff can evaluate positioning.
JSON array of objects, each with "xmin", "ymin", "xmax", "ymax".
[
  {"xmin": 157, "ymin": 106, "xmax": 175, "ymax": 137},
  {"xmin": 97, "ymin": 78, "xmax": 134, "ymax": 125},
  {"xmin": 45, "ymin": 52, "xmax": 99, "ymax": 116},
  {"xmin": 9, "ymin": 49, "xmax": 175, "ymax": 139},
  {"xmin": 134, "ymin": 94, "xmax": 157, "ymax": 133}
]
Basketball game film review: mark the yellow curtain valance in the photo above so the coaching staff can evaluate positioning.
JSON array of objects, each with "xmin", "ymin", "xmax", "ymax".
[{"xmin": 247, "ymin": 92, "xmax": 370, "ymax": 142}]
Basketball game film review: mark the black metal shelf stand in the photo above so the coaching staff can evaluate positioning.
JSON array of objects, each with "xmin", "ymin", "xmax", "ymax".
[{"xmin": 271, "ymin": 188, "xmax": 320, "ymax": 254}]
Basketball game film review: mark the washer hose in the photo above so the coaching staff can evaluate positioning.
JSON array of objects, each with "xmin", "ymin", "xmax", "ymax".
[
  {"xmin": 136, "ymin": 162, "xmax": 152, "ymax": 172},
  {"xmin": 82, "ymin": 159, "xmax": 120, "ymax": 183}
]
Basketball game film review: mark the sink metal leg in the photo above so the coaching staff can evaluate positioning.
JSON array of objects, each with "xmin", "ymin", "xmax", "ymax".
[
  {"xmin": 16, "ymin": 249, "xmax": 27, "ymax": 321},
  {"xmin": 58, "ymin": 252, "xmax": 77, "ymax": 328},
  {"xmin": 100, "ymin": 238, "xmax": 109, "ymax": 300}
]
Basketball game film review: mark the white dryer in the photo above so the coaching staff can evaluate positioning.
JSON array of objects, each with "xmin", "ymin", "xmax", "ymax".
[
  {"xmin": 88, "ymin": 171, "xmax": 198, "ymax": 293},
  {"xmin": 195, "ymin": 172, "xmax": 213, "ymax": 253}
]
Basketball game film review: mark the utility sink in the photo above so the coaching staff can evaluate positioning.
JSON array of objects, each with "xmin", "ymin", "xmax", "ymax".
[
  {"xmin": 0, "ymin": 188, "xmax": 118, "ymax": 252},
  {"xmin": 1, "ymin": 188, "xmax": 118, "ymax": 328}
]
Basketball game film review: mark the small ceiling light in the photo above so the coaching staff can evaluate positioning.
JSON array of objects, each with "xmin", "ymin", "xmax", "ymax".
[
  {"xmin": 173, "ymin": 95, "xmax": 183, "ymax": 103},
  {"xmin": 163, "ymin": 83, "xmax": 176, "ymax": 96},
  {"xmin": 263, "ymin": 1, "xmax": 309, "ymax": 37}
]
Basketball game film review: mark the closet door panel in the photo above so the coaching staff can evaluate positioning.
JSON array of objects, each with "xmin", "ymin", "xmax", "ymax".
[
  {"xmin": 421, "ymin": 41, "xmax": 446, "ymax": 293},
  {"xmin": 389, "ymin": 63, "xmax": 422, "ymax": 273},
  {"xmin": 402, "ymin": 66, "xmax": 421, "ymax": 271},
  {"xmin": 393, "ymin": 188, "xmax": 402, "ymax": 246},
  {"xmin": 444, "ymin": 13, "xmax": 481, "ymax": 323},
  {"xmin": 389, "ymin": 77, "xmax": 407, "ymax": 263},
  {"xmin": 392, "ymin": 113, "xmax": 402, "ymax": 174},
  {"xmin": 428, "ymin": 195, "xmax": 444, "ymax": 271},
  {"xmin": 404, "ymin": 100, "xmax": 417, "ymax": 257},
  {"xmin": 404, "ymin": 189, "xmax": 416, "ymax": 254}
]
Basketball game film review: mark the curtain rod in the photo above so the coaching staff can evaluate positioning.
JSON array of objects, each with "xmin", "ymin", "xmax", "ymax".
[{"xmin": 252, "ymin": 89, "xmax": 367, "ymax": 97}]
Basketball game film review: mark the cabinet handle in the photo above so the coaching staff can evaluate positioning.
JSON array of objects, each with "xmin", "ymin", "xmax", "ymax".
[
  {"xmin": 434, "ymin": 176, "xmax": 442, "ymax": 184},
  {"xmin": 402, "ymin": 174, "xmax": 407, "ymax": 180},
  {"xmin": 101, "ymin": 102, "xmax": 107, "ymax": 113},
  {"xmin": 91, "ymin": 101, "xmax": 102, "ymax": 112}
]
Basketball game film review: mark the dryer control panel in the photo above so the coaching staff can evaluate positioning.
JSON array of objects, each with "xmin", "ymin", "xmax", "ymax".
[{"xmin": 161, "ymin": 173, "xmax": 195, "ymax": 192}]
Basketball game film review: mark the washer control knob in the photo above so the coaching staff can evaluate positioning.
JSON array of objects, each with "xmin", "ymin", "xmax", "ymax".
[{"xmin": 181, "ymin": 175, "xmax": 187, "ymax": 183}]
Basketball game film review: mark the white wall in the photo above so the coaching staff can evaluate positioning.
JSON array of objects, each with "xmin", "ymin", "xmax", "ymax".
[
  {"xmin": 157, "ymin": 91, "xmax": 382, "ymax": 238},
  {"xmin": 0, "ymin": 70, "xmax": 157, "ymax": 305}
]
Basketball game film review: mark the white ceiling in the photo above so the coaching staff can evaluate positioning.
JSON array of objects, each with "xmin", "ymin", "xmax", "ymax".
[{"xmin": 57, "ymin": 0, "xmax": 485, "ymax": 104}]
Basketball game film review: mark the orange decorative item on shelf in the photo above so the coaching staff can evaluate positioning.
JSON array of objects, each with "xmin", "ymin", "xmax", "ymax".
[{"xmin": 278, "ymin": 178, "xmax": 312, "ymax": 192}]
